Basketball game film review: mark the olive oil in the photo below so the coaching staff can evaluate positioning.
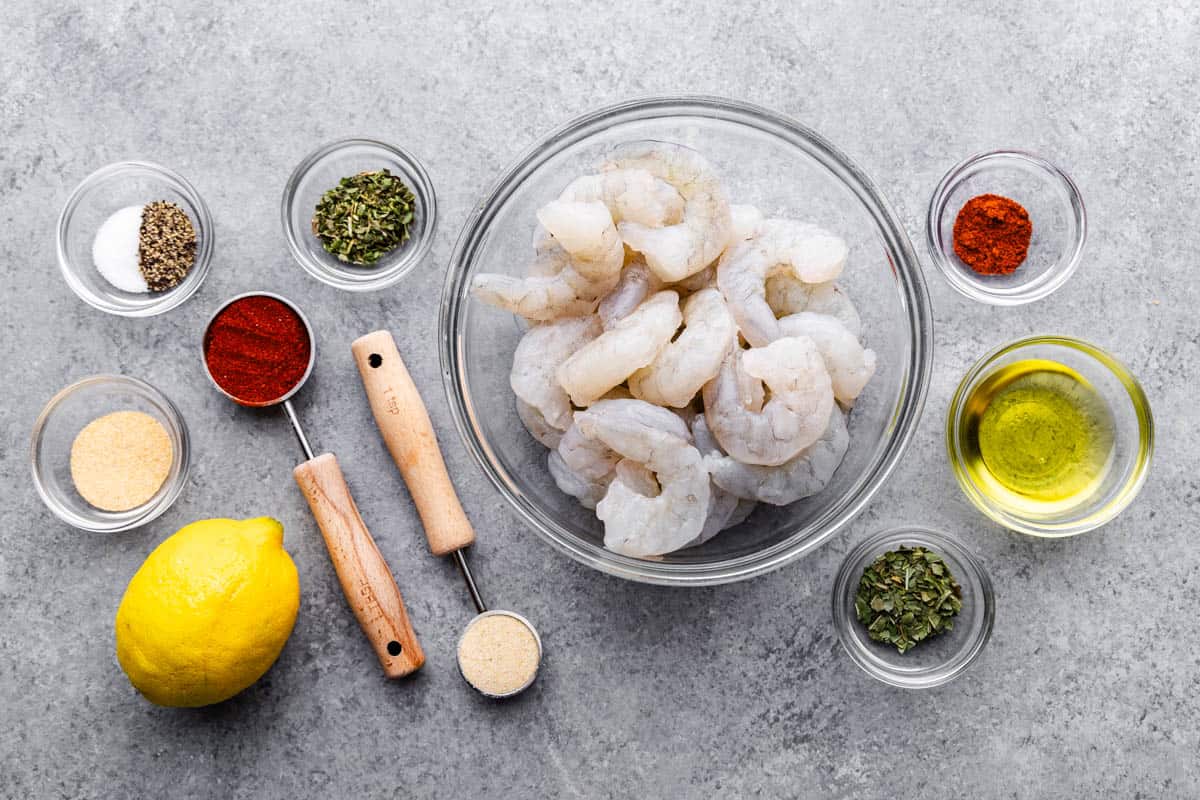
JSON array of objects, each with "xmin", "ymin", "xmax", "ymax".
[{"xmin": 959, "ymin": 359, "xmax": 1114, "ymax": 512}]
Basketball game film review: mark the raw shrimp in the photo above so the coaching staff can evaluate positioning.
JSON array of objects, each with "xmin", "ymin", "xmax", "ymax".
[
  {"xmin": 603, "ymin": 143, "xmax": 732, "ymax": 282},
  {"xmin": 672, "ymin": 263, "xmax": 717, "ymax": 296},
  {"xmin": 628, "ymin": 288, "xmax": 737, "ymax": 408},
  {"xmin": 717, "ymin": 218, "xmax": 849, "ymax": 347},
  {"xmin": 778, "ymin": 312, "xmax": 877, "ymax": 404},
  {"xmin": 668, "ymin": 205, "xmax": 765, "ymax": 296},
  {"xmin": 706, "ymin": 409, "xmax": 849, "ymax": 505},
  {"xmin": 613, "ymin": 458, "xmax": 659, "ymax": 497},
  {"xmin": 471, "ymin": 199, "xmax": 624, "ymax": 320},
  {"xmin": 558, "ymin": 169, "xmax": 684, "ymax": 227},
  {"xmin": 702, "ymin": 338, "xmax": 835, "ymax": 466},
  {"xmin": 765, "ymin": 276, "xmax": 862, "ymax": 337},
  {"xmin": 597, "ymin": 259, "xmax": 661, "ymax": 330},
  {"xmin": 557, "ymin": 418, "xmax": 620, "ymax": 482},
  {"xmin": 516, "ymin": 399, "xmax": 564, "ymax": 449},
  {"xmin": 575, "ymin": 399, "xmax": 710, "ymax": 557},
  {"xmin": 687, "ymin": 414, "xmax": 752, "ymax": 546},
  {"xmin": 510, "ymin": 314, "xmax": 601, "ymax": 431},
  {"xmin": 729, "ymin": 204, "xmax": 764, "ymax": 241},
  {"xmin": 557, "ymin": 290, "xmax": 682, "ymax": 406},
  {"xmin": 548, "ymin": 450, "xmax": 610, "ymax": 510}
]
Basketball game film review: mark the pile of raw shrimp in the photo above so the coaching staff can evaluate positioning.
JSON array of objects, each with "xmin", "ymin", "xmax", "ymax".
[{"xmin": 471, "ymin": 142, "xmax": 876, "ymax": 558}]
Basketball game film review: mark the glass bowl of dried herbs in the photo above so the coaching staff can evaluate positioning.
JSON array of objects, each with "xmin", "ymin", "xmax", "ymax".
[
  {"xmin": 282, "ymin": 138, "xmax": 437, "ymax": 292},
  {"xmin": 832, "ymin": 526, "xmax": 994, "ymax": 688}
]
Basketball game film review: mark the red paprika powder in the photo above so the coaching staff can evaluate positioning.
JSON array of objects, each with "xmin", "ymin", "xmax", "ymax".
[
  {"xmin": 204, "ymin": 295, "xmax": 312, "ymax": 405},
  {"xmin": 952, "ymin": 193, "xmax": 1032, "ymax": 276}
]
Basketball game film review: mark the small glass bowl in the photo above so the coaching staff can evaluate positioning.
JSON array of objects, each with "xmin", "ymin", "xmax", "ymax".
[
  {"xmin": 282, "ymin": 138, "xmax": 437, "ymax": 292},
  {"xmin": 947, "ymin": 336, "xmax": 1153, "ymax": 536},
  {"xmin": 927, "ymin": 150, "xmax": 1086, "ymax": 305},
  {"xmin": 832, "ymin": 526, "xmax": 995, "ymax": 689},
  {"xmin": 31, "ymin": 375, "xmax": 191, "ymax": 532},
  {"xmin": 56, "ymin": 162, "xmax": 213, "ymax": 317}
]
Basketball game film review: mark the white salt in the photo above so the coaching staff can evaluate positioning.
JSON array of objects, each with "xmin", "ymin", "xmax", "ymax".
[{"xmin": 92, "ymin": 205, "xmax": 148, "ymax": 293}]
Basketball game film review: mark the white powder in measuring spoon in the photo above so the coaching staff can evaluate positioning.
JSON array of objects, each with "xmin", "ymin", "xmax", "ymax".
[
  {"xmin": 92, "ymin": 205, "xmax": 149, "ymax": 292},
  {"xmin": 457, "ymin": 612, "xmax": 541, "ymax": 697}
]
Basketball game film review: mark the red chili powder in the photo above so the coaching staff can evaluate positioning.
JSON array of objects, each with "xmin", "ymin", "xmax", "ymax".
[
  {"xmin": 204, "ymin": 295, "xmax": 312, "ymax": 405},
  {"xmin": 952, "ymin": 193, "xmax": 1033, "ymax": 276}
]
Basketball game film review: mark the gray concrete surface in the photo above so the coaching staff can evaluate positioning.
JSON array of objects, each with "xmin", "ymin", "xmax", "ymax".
[{"xmin": 2, "ymin": 1, "xmax": 1197, "ymax": 797}]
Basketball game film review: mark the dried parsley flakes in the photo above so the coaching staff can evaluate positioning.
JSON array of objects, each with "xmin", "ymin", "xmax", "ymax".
[
  {"xmin": 854, "ymin": 546, "xmax": 962, "ymax": 654},
  {"xmin": 311, "ymin": 169, "xmax": 415, "ymax": 265}
]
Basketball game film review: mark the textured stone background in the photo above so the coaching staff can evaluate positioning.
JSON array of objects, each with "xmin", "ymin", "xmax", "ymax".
[{"xmin": 2, "ymin": 1, "xmax": 1197, "ymax": 797}]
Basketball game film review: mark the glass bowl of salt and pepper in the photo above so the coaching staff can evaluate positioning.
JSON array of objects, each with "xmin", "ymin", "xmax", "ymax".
[{"xmin": 56, "ymin": 161, "xmax": 213, "ymax": 317}]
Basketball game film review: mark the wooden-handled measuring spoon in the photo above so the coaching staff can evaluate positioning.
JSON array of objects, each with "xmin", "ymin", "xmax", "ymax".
[
  {"xmin": 203, "ymin": 292, "xmax": 424, "ymax": 679},
  {"xmin": 352, "ymin": 330, "xmax": 542, "ymax": 698}
]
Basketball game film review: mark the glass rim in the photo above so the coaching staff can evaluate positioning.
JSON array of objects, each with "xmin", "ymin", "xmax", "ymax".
[
  {"xmin": 438, "ymin": 94, "xmax": 934, "ymax": 586},
  {"xmin": 945, "ymin": 334, "xmax": 1155, "ymax": 537},
  {"xmin": 280, "ymin": 136, "xmax": 438, "ymax": 292},
  {"xmin": 925, "ymin": 149, "xmax": 1087, "ymax": 306},
  {"xmin": 56, "ymin": 160, "xmax": 214, "ymax": 318}
]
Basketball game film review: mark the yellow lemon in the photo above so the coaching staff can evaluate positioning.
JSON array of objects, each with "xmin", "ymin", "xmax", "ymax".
[{"xmin": 115, "ymin": 517, "xmax": 300, "ymax": 707}]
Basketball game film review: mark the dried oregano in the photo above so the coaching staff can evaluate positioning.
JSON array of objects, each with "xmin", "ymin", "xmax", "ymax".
[
  {"xmin": 311, "ymin": 169, "xmax": 415, "ymax": 265},
  {"xmin": 854, "ymin": 546, "xmax": 963, "ymax": 654}
]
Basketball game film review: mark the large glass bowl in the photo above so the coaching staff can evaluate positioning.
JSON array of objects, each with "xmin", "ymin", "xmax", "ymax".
[{"xmin": 440, "ymin": 97, "xmax": 933, "ymax": 586}]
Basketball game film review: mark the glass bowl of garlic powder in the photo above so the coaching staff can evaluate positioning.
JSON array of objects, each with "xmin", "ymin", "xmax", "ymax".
[
  {"xmin": 31, "ymin": 375, "xmax": 191, "ymax": 532},
  {"xmin": 56, "ymin": 161, "xmax": 213, "ymax": 317}
]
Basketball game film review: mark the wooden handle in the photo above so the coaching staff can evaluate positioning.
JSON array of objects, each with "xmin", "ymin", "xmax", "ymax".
[
  {"xmin": 352, "ymin": 330, "xmax": 477, "ymax": 557},
  {"xmin": 293, "ymin": 452, "xmax": 424, "ymax": 679}
]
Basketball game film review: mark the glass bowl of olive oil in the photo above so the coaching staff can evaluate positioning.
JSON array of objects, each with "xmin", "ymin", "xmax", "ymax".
[{"xmin": 947, "ymin": 336, "xmax": 1153, "ymax": 536}]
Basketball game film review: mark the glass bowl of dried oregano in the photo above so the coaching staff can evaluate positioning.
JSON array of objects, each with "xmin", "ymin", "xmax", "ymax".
[
  {"xmin": 282, "ymin": 138, "xmax": 438, "ymax": 292},
  {"xmin": 832, "ymin": 525, "xmax": 995, "ymax": 689}
]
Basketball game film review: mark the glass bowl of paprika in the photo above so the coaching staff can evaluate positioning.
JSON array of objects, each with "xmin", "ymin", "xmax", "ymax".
[{"xmin": 926, "ymin": 150, "xmax": 1086, "ymax": 305}]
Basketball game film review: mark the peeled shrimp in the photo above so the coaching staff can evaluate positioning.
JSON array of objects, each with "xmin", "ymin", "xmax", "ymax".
[
  {"xmin": 548, "ymin": 450, "xmax": 610, "ymax": 510},
  {"xmin": 516, "ymin": 399, "xmax": 564, "ymax": 449},
  {"xmin": 628, "ymin": 288, "xmax": 737, "ymax": 408},
  {"xmin": 558, "ymin": 169, "xmax": 684, "ymax": 227},
  {"xmin": 765, "ymin": 276, "xmax": 862, "ymax": 338},
  {"xmin": 688, "ymin": 414, "xmax": 752, "ymax": 546},
  {"xmin": 778, "ymin": 312, "xmax": 877, "ymax": 404},
  {"xmin": 672, "ymin": 263, "xmax": 717, "ymax": 296},
  {"xmin": 702, "ymin": 338, "xmax": 835, "ymax": 466},
  {"xmin": 603, "ymin": 143, "xmax": 732, "ymax": 282},
  {"xmin": 471, "ymin": 199, "xmax": 624, "ymax": 320},
  {"xmin": 575, "ymin": 399, "xmax": 710, "ymax": 557},
  {"xmin": 729, "ymin": 204, "xmax": 765, "ymax": 241},
  {"xmin": 706, "ymin": 409, "xmax": 849, "ymax": 505},
  {"xmin": 668, "ymin": 206, "xmax": 760, "ymax": 297},
  {"xmin": 598, "ymin": 259, "xmax": 661, "ymax": 330},
  {"xmin": 510, "ymin": 314, "xmax": 601, "ymax": 431},
  {"xmin": 717, "ymin": 219, "xmax": 849, "ymax": 347},
  {"xmin": 557, "ymin": 418, "xmax": 620, "ymax": 482},
  {"xmin": 557, "ymin": 290, "xmax": 682, "ymax": 406}
]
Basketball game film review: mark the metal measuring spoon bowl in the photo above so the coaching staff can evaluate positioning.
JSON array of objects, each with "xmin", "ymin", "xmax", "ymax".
[{"xmin": 456, "ymin": 610, "xmax": 542, "ymax": 699}]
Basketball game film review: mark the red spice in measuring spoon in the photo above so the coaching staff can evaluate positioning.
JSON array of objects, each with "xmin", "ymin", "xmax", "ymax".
[{"xmin": 204, "ymin": 295, "xmax": 312, "ymax": 405}]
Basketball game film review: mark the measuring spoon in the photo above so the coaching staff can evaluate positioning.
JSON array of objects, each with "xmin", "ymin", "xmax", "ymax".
[
  {"xmin": 352, "ymin": 330, "xmax": 542, "ymax": 698},
  {"xmin": 202, "ymin": 292, "xmax": 424, "ymax": 679}
]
